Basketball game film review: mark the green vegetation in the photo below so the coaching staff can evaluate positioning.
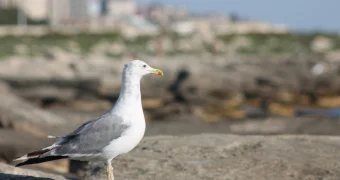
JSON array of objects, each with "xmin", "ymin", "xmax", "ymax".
[
  {"xmin": 0, "ymin": 32, "xmax": 339, "ymax": 58},
  {"xmin": 0, "ymin": 33, "xmax": 122, "ymax": 58},
  {"xmin": 219, "ymin": 32, "xmax": 340, "ymax": 55}
]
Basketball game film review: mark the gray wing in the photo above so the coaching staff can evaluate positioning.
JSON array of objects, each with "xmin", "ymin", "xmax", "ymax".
[{"xmin": 50, "ymin": 113, "xmax": 129, "ymax": 156}]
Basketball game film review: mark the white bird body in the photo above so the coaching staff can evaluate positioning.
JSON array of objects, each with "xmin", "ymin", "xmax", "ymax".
[
  {"xmin": 14, "ymin": 60, "xmax": 164, "ymax": 180},
  {"xmin": 102, "ymin": 73, "xmax": 146, "ymax": 160}
]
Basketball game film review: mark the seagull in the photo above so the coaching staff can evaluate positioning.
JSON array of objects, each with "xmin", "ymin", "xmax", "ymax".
[{"xmin": 13, "ymin": 60, "xmax": 164, "ymax": 180}]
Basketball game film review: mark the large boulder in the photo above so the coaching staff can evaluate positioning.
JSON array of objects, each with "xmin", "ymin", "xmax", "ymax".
[
  {"xmin": 0, "ymin": 130, "xmax": 52, "ymax": 163},
  {"xmin": 0, "ymin": 81, "xmax": 68, "ymax": 137},
  {"xmin": 85, "ymin": 134, "xmax": 340, "ymax": 180},
  {"xmin": 0, "ymin": 163, "xmax": 66, "ymax": 180}
]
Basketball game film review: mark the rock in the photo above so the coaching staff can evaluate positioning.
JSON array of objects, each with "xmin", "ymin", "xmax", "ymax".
[
  {"xmin": 1, "ymin": 53, "xmax": 340, "ymax": 110},
  {"xmin": 0, "ymin": 129, "xmax": 71, "ymax": 174},
  {"xmin": 14, "ymin": 86, "xmax": 77, "ymax": 103},
  {"xmin": 176, "ymin": 39, "xmax": 195, "ymax": 52},
  {"xmin": 234, "ymin": 116, "xmax": 340, "ymax": 135},
  {"xmin": 14, "ymin": 44, "xmax": 29, "ymax": 55},
  {"xmin": 0, "ymin": 82, "xmax": 68, "ymax": 137},
  {"xmin": 269, "ymin": 103, "xmax": 295, "ymax": 116},
  {"xmin": 68, "ymin": 100, "xmax": 113, "ymax": 112},
  {"xmin": 317, "ymin": 96, "xmax": 340, "ymax": 108},
  {"xmin": 275, "ymin": 90, "xmax": 295, "ymax": 104},
  {"xmin": 0, "ymin": 81, "xmax": 10, "ymax": 92},
  {"xmin": 91, "ymin": 41, "xmax": 126, "ymax": 57},
  {"xmin": 158, "ymin": 37, "xmax": 174, "ymax": 54},
  {"xmin": 142, "ymin": 98, "xmax": 164, "ymax": 110},
  {"xmin": 311, "ymin": 36, "xmax": 333, "ymax": 53},
  {"xmin": 84, "ymin": 134, "xmax": 340, "ymax": 180},
  {"xmin": 326, "ymin": 50, "xmax": 340, "ymax": 62},
  {"xmin": 0, "ymin": 163, "xmax": 66, "ymax": 180},
  {"xmin": 227, "ymin": 36, "xmax": 252, "ymax": 53},
  {"xmin": 6, "ymin": 77, "xmax": 100, "ymax": 102},
  {"xmin": 0, "ymin": 130, "xmax": 52, "ymax": 163}
]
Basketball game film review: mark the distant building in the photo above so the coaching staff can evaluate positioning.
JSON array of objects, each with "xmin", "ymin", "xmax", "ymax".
[
  {"xmin": 49, "ymin": 0, "xmax": 71, "ymax": 26},
  {"xmin": 49, "ymin": 0, "xmax": 135, "ymax": 26},
  {"xmin": 137, "ymin": 3, "xmax": 189, "ymax": 26},
  {"xmin": 21, "ymin": 0, "xmax": 48, "ymax": 20},
  {"xmin": 0, "ymin": 0, "xmax": 107, "ymax": 25},
  {"xmin": 108, "ymin": 0, "xmax": 136, "ymax": 17},
  {"xmin": 226, "ymin": 21, "xmax": 288, "ymax": 34},
  {"xmin": 0, "ymin": 0, "xmax": 18, "ymax": 8},
  {"xmin": 0, "ymin": 0, "xmax": 48, "ymax": 20},
  {"xmin": 88, "ymin": 0, "xmax": 106, "ymax": 17},
  {"xmin": 171, "ymin": 21, "xmax": 195, "ymax": 35},
  {"xmin": 49, "ymin": 0, "xmax": 99, "ymax": 26},
  {"xmin": 69, "ymin": 0, "xmax": 88, "ymax": 18},
  {"xmin": 0, "ymin": 0, "xmax": 288, "ymax": 36}
]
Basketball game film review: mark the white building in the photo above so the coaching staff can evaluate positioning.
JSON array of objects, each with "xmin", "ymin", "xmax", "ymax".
[
  {"xmin": 0, "ymin": 0, "xmax": 48, "ymax": 20},
  {"xmin": 108, "ymin": 0, "xmax": 136, "ymax": 17},
  {"xmin": 0, "ymin": 0, "xmax": 18, "ymax": 8},
  {"xmin": 22, "ymin": 0, "xmax": 48, "ymax": 20},
  {"xmin": 69, "ymin": 0, "xmax": 89, "ymax": 18},
  {"xmin": 49, "ymin": 0, "xmax": 96, "ymax": 26},
  {"xmin": 48, "ymin": 0, "xmax": 68, "ymax": 25}
]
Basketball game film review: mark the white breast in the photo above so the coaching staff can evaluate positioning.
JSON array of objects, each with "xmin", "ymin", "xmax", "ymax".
[
  {"xmin": 101, "ymin": 71, "xmax": 146, "ymax": 160},
  {"xmin": 101, "ymin": 108, "xmax": 146, "ymax": 160}
]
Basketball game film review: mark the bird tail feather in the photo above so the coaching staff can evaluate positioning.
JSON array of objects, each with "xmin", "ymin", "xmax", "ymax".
[
  {"xmin": 13, "ymin": 146, "xmax": 67, "ymax": 167},
  {"xmin": 15, "ymin": 155, "xmax": 67, "ymax": 167}
]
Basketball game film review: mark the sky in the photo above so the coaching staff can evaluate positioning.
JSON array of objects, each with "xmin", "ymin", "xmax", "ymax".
[{"xmin": 137, "ymin": 0, "xmax": 340, "ymax": 32}]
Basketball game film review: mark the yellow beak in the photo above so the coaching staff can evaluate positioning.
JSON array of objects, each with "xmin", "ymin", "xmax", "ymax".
[{"xmin": 150, "ymin": 68, "xmax": 164, "ymax": 76}]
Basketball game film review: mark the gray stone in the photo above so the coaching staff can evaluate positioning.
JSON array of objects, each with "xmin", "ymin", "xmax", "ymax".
[
  {"xmin": 0, "ymin": 163, "xmax": 66, "ymax": 180},
  {"xmin": 84, "ymin": 134, "xmax": 340, "ymax": 180},
  {"xmin": 0, "ymin": 130, "xmax": 52, "ymax": 163},
  {"xmin": 0, "ymin": 82, "xmax": 68, "ymax": 137}
]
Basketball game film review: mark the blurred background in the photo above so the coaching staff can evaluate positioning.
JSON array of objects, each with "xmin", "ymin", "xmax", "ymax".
[{"xmin": 0, "ymin": 0, "xmax": 340, "ymax": 178}]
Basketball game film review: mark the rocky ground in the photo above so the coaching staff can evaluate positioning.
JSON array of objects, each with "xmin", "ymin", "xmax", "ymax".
[
  {"xmin": 85, "ymin": 134, "xmax": 340, "ymax": 180},
  {"xmin": 0, "ymin": 44, "xmax": 340, "ymax": 179},
  {"xmin": 3, "ymin": 134, "xmax": 340, "ymax": 180},
  {"xmin": 0, "ymin": 163, "xmax": 67, "ymax": 180},
  {"xmin": 2, "ymin": 53, "xmax": 340, "ymax": 121},
  {"xmin": 47, "ymin": 107, "xmax": 340, "ymax": 136}
]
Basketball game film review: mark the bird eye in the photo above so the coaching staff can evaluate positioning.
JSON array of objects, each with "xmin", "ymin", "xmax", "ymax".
[{"xmin": 143, "ymin": 65, "xmax": 146, "ymax": 68}]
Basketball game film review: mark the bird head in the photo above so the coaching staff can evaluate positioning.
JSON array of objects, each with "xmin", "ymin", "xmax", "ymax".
[{"xmin": 123, "ymin": 60, "xmax": 164, "ymax": 77}]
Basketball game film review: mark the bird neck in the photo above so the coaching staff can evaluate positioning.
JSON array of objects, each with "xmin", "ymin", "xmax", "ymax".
[
  {"xmin": 110, "ymin": 73, "xmax": 143, "ymax": 115},
  {"xmin": 120, "ymin": 73, "xmax": 141, "ymax": 98}
]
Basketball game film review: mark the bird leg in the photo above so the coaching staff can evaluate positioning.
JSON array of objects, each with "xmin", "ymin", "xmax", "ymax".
[{"xmin": 106, "ymin": 160, "xmax": 114, "ymax": 180}]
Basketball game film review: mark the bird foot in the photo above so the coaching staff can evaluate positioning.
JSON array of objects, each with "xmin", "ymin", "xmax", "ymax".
[{"xmin": 106, "ymin": 160, "xmax": 114, "ymax": 180}]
